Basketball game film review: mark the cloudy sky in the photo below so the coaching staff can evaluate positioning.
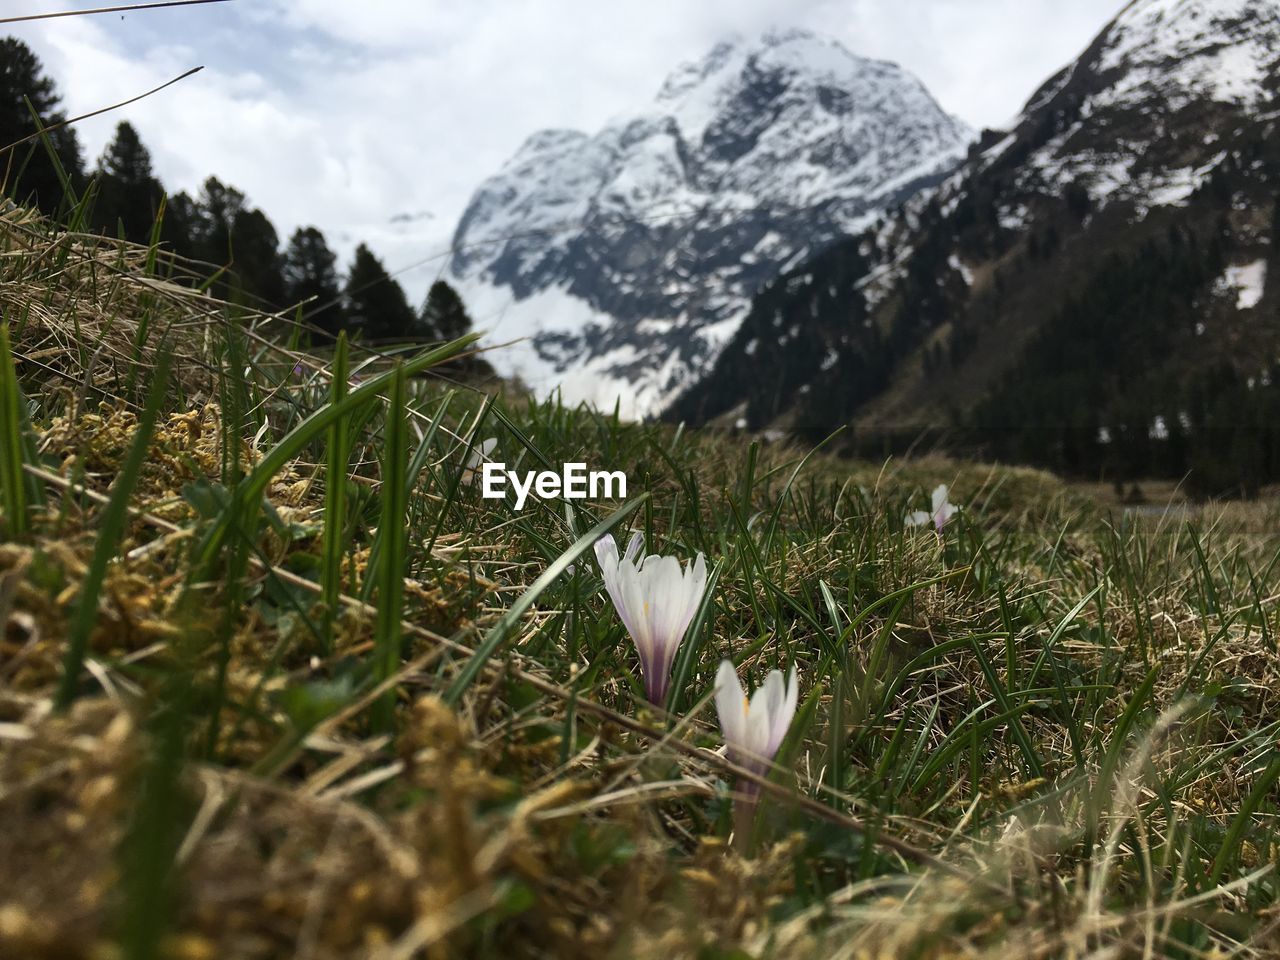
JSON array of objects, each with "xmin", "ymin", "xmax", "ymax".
[{"xmin": 11, "ymin": 0, "xmax": 1123, "ymax": 302}]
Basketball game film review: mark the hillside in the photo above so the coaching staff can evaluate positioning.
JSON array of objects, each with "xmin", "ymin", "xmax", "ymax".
[
  {"xmin": 4, "ymin": 203, "xmax": 1280, "ymax": 957},
  {"xmin": 447, "ymin": 29, "xmax": 972, "ymax": 418},
  {"xmin": 670, "ymin": 0, "xmax": 1280, "ymax": 494}
]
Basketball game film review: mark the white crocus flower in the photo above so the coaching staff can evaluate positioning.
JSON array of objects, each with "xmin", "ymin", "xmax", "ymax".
[
  {"xmin": 594, "ymin": 532, "xmax": 708, "ymax": 706},
  {"xmin": 461, "ymin": 437, "xmax": 497, "ymax": 484},
  {"xmin": 714, "ymin": 659, "xmax": 799, "ymax": 798},
  {"xmin": 906, "ymin": 483, "xmax": 960, "ymax": 531}
]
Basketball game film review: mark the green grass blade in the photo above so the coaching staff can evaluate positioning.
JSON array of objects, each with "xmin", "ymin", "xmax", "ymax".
[
  {"xmin": 191, "ymin": 333, "xmax": 480, "ymax": 577},
  {"xmin": 967, "ymin": 633, "xmax": 1045, "ymax": 779},
  {"xmin": 1208, "ymin": 751, "xmax": 1280, "ymax": 886},
  {"xmin": 443, "ymin": 493, "xmax": 648, "ymax": 706},
  {"xmin": 666, "ymin": 559, "xmax": 724, "ymax": 716},
  {"xmin": 319, "ymin": 332, "xmax": 350, "ymax": 650},
  {"xmin": 362, "ymin": 388, "xmax": 456, "ymax": 602},
  {"xmin": 0, "ymin": 321, "xmax": 29, "ymax": 537},
  {"xmin": 118, "ymin": 671, "xmax": 191, "ymax": 960},
  {"xmin": 372, "ymin": 363, "xmax": 409, "ymax": 730}
]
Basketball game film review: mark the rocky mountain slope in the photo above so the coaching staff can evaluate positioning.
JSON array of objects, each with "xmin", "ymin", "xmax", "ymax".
[
  {"xmin": 446, "ymin": 29, "xmax": 972, "ymax": 418},
  {"xmin": 671, "ymin": 0, "xmax": 1280, "ymax": 493}
]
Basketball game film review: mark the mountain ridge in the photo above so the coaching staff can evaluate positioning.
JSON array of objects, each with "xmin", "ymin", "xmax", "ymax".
[
  {"xmin": 668, "ymin": 0, "xmax": 1280, "ymax": 492},
  {"xmin": 446, "ymin": 28, "xmax": 973, "ymax": 418}
]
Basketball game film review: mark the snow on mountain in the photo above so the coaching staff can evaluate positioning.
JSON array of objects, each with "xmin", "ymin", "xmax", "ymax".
[
  {"xmin": 669, "ymin": 0, "xmax": 1280, "ymax": 446},
  {"xmin": 446, "ymin": 28, "xmax": 972, "ymax": 418},
  {"xmin": 850, "ymin": 0, "xmax": 1280, "ymax": 311},
  {"xmin": 1096, "ymin": 0, "xmax": 1278, "ymax": 109},
  {"xmin": 1216, "ymin": 259, "xmax": 1269, "ymax": 310},
  {"xmin": 994, "ymin": 0, "xmax": 1280, "ymax": 212}
]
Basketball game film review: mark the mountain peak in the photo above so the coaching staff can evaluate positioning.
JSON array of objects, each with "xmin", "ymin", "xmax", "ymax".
[
  {"xmin": 672, "ymin": 0, "xmax": 1280, "ymax": 472},
  {"xmin": 654, "ymin": 29, "xmax": 940, "ymax": 145},
  {"xmin": 654, "ymin": 37, "xmax": 743, "ymax": 103},
  {"xmin": 1096, "ymin": 0, "xmax": 1280, "ymax": 108},
  {"xmin": 447, "ymin": 29, "xmax": 972, "ymax": 417}
]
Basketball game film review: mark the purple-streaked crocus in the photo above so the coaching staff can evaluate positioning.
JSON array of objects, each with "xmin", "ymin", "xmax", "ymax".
[
  {"xmin": 906, "ymin": 483, "xmax": 960, "ymax": 531},
  {"xmin": 714, "ymin": 659, "xmax": 799, "ymax": 853},
  {"xmin": 713, "ymin": 660, "xmax": 799, "ymax": 798},
  {"xmin": 594, "ymin": 532, "xmax": 708, "ymax": 706}
]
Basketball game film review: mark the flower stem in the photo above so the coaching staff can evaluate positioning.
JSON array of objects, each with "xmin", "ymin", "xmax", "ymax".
[{"xmin": 732, "ymin": 791, "xmax": 758, "ymax": 856}]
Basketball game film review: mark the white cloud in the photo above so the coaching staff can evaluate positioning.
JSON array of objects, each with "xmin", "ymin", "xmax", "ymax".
[{"xmin": 9, "ymin": 0, "xmax": 1126, "ymax": 303}]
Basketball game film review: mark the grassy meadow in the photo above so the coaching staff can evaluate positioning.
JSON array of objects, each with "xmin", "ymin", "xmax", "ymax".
[{"xmin": 1, "ymin": 202, "xmax": 1279, "ymax": 959}]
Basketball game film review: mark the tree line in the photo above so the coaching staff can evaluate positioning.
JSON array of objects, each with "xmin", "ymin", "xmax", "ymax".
[
  {"xmin": 967, "ymin": 223, "xmax": 1280, "ymax": 497},
  {"xmin": 0, "ymin": 36, "xmax": 476, "ymax": 348}
]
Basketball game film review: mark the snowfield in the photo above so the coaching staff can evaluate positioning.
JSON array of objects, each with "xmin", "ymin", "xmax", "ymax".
[{"xmin": 1216, "ymin": 259, "xmax": 1268, "ymax": 311}]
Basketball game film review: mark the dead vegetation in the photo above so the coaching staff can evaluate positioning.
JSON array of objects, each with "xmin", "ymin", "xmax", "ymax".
[{"xmin": 0, "ymin": 207, "xmax": 1278, "ymax": 958}]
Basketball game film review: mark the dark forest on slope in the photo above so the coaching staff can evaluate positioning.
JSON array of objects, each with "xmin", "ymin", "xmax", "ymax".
[
  {"xmin": 0, "ymin": 37, "xmax": 484, "ymax": 356},
  {"xmin": 671, "ymin": 158, "xmax": 1280, "ymax": 497}
]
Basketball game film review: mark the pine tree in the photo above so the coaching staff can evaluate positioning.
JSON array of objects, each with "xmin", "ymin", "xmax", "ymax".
[
  {"xmin": 345, "ymin": 243, "xmax": 416, "ymax": 341},
  {"xmin": 192, "ymin": 176, "xmax": 245, "ymax": 265},
  {"xmin": 0, "ymin": 37, "xmax": 85, "ymax": 215},
  {"xmin": 419, "ymin": 279, "xmax": 474, "ymax": 341},
  {"xmin": 160, "ymin": 190, "xmax": 199, "ymax": 260},
  {"xmin": 230, "ymin": 207, "xmax": 285, "ymax": 305},
  {"xmin": 94, "ymin": 121, "xmax": 163, "ymax": 243},
  {"xmin": 166, "ymin": 178, "xmax": 284, "ymax": 305},
  {"xmin": 283, "ymin": 226, "xmax": 345, "ymax": 340}
]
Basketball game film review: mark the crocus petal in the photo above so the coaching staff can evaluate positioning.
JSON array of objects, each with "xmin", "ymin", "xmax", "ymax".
[
  {"xmin": 685, "ymin": 553, "xmax": 708, "ymax": 626},
  {"xmin": 935, "ymin": 502, "xmax": 959, "ymax": 530},
  {"xmin": 462, "ymin": 437, "xmax": 498, "ymax": 482},
  {"xmin": 594, "ymin": 533, "xmax": 619, "ymax": 570},
  {"xmin": 597, "ymin": 535, "xmax": 709, "ymax": 706},
  {"xmin": 784, "ymin": 668, "xmax": 799, "ymax": 723},
  {"xmin": 905, "ymin": 510, "xmax": 930, "ymax": 527},
  {"xmin": 664, "ymin": 554, "xmax": 688, "ymax": 635},
  {"xmin": 595, "ymin": 535, "xmax": 633, "ymax": 630},
  {"xmin": 743, "ymin": 698, "xmax": 772, "ymax": 776},
  {"xmin": 619, "ymin": 560, "xmax": 651, "ymax": 657},
  {"xmin": 714, "ymin": 660, "xmax": 746, "ymax": 756},
  {"xmin": 757, "ymin": 670, "xmax": 785, "ymax": 730},
  {"xmin": 931, "ymin": 484, "xmax": 949, "ymax": 513},
  {"xmin": 637, "ymin": 561, "xmax": 671, "ymax": 700},
  {"xmin": 745, "ymin": 670, "xmax": 777, "ymax": 758},
  {"xmin": 717, "ymin": 664, "xmax": 801, "ymax": 797},
  {"xmin": 667, "ymin": 554, "xmax": 708, "ymax": 677},
  {"xmin": 767, "ymin": 669, "xmax": 799, "ymax": 758}
]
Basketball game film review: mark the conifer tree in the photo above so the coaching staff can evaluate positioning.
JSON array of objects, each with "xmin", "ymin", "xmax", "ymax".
[
  {"xmin": 419, "ymin": 279, "xmax": 474, "ymax": 341},
  {"xmin": 230, "ymin": 207, "xmax": 285, "ymax": 305},
  {"xmin": 345, "ymin": 243, "xmax": 416, "ymax": 341},
  {"xmin": 283, "ymin": 226, "xmax": 345, "ymax": 340},
  {"xmin": 94, "ymin": 121, "xmax": 163, "ymax": 243},
  {"xmin": 0, "ymin": 37, "xmax": 85, "ymax": 214},
  {"xmin": 192, "ymin": 176, "xmax": 245, "ymax": 265},
  {"xmin": 167, "ymin": 177, "xmax": 284, "ymax": 305},
  {"xmin": 160, "ymin": 190, "xmax": 199, "ymax": 259}
]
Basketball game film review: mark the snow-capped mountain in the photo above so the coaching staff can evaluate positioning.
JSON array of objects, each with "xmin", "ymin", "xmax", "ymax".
[
  {"xmin": 446, "ymin": 29, "xmax": 972, "ymax": 418},
  {"xmin": 997, "ymin": 0, "xmax": 1280, "ymax": 214},
  {"xmin": 670, "ymin": 0, "xmax": 1280, "ymax": 492}
]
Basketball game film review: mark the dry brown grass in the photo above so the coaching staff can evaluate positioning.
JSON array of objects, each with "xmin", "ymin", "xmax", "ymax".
[{"xmin": 1, "ymin": 208, "xmax": 1278, "ymax": 958}]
